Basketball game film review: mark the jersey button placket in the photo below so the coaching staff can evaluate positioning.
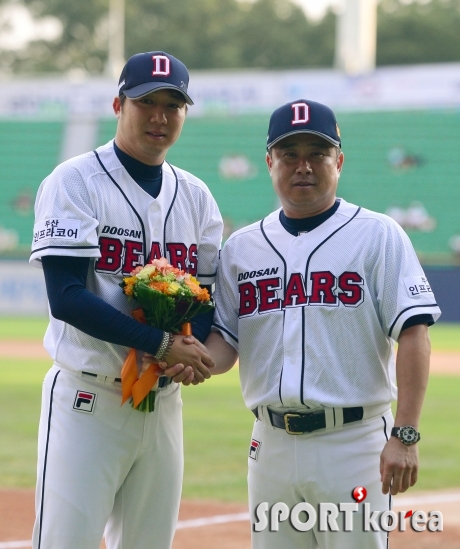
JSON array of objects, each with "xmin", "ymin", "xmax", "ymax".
[
  {"xmin": 281, "ymin": 240, "xmax": 306, "ymax": 404},
  {"xmin": 149, "ymin": 201, "xmax": 162, "ymax": 249}
]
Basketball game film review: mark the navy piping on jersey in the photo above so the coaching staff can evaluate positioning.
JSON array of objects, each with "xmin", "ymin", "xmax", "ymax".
[
  {"xmin": 37, "ymin": 369, "xmax": 61, "ymax": 549},
  {"xmin": 162, "ymin": 164, "xmax": 217, "ymax": 280},
  {"xmin": 303, "ymin": 206, "xmax": 361, "ymax": 281},
  {"xmin": 162, "ymin": 162, "xmax": 179, "ymax": 261},
  {"xmin": 261, "ymin": 206, "xmax": 362, "ymax": 406},
  {"xmin": 260, "ymin": 218, "xmax": 288, "ymax": 289},
  {"xmin": 300, "ymin": 206, "xmax": 361, "ymax": 405},
  {"xmin": 260, "ymin": 218, "xmax": 288, "ymax": 406},
  {"xmin": 382, "ymin": 414, "xmax": 391, "ymax": 549},
  {"xmin": 212, "ymin": 322, "xmax": 238, "ymax": 343},
  {"xmin": 198, "ymin": 269, "xmax": 218, "ymax": 278},
  {"xmin": 388, "ymin": 303, "xmax": 438, "ymax": 339},
  {"xmin": 94, "ymin": 151, "xmax": 217, "ymax": 281},
  {"xmin": 31, "ymin": 245, "xmax": 99, "ymax": 256},
  {"xmin": 94, "ymin": 149, "xmax": 149, "ymax": 263}
]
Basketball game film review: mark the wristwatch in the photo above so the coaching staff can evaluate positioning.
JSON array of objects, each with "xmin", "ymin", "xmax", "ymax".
[{"xmin": 391, "ymin": 426, "xmax": 421, "ymax": 445}]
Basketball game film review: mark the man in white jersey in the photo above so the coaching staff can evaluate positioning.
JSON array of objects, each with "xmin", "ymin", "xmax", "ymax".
[
  {"xmin": 30, "ymin": 51, "xmax": 223, "ymax": 549},
  {"xmin": 201, "ymin": 100, "xmax": 441, "ymax": 548}
]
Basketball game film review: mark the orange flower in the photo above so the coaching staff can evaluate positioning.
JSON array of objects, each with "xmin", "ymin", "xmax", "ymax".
[
  {"xmin": 184, "ymin": 278, "xmax": 201, "ymax": 295},
  {"xmin": 196, "ymin": 288, "xmax": 211, "ymax": 302},
  {"xmin": 183, "ymin": 279, "xmax": 210, "ymax": 302},
  {"xmin": 148, "ymin": 281, "xmax": 170, "ymax": 294}
]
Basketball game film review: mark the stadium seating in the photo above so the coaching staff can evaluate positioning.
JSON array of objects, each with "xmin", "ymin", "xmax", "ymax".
[
  {"xmin": 0, "ymin": 121, "xmax": 64, "ymax": 253},
  {"xmin": 98, "ymin": 109, "xmax": 460, "ymax": 262},
  {"xmin": 2, "ymin": 110, "xmax": 459, "ymax": 264}
]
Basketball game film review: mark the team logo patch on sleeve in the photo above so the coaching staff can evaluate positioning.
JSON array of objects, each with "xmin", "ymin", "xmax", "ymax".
[
  {"xmin": 73, "ymin": 390, "xmax": 97, "ymax": 413},
  {"xmin": 404, "ymin": 276, "xmax": 433, "ymax": 297},
  {"xmin": 249, "ymin": 439, "xmax": 261, "ymax": 461}
]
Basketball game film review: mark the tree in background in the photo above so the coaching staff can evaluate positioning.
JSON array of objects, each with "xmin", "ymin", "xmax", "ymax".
[
  {"xmin": 377, "ymin": 0, "xmax": 460, "ymax": 66},
  {"xmin": 125, "ymin": 0, "xmax": 335, "ymax": 70},
  {"xmin": 0, "ymin": 0, "xmax": 334, "ymax": 74},
  {"xmin": 0, "ymin": 0, "xmax": 459, "ymax": 75}
]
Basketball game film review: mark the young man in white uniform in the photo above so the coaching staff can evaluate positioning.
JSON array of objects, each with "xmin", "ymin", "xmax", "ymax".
[
  {"xmin": 30, "ymin": 51, "xmax": 223, "ymax": 549},
  {"xmin": 200, "ymin": 100, "xmax": 441, "ymax": 548}
]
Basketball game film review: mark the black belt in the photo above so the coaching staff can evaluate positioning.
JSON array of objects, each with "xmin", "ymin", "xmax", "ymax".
[
  {"xmin": 82, "ymin": 371, "xmax": 172, "ymax": 388},
  {"xmin": 253, "ymin": 406, "xmax": 364, "ymax": 435},
  {"xmin": 158, "ymin": 376, "xmax": 173, "ymax": 388}
]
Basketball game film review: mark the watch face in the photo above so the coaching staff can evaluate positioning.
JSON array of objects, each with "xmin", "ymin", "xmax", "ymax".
[{"xmin": 400, "ymin": 426, "xmax": 420, "ymax": 445}]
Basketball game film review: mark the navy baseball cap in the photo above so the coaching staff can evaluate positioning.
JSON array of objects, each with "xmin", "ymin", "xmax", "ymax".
[
  {"xmin": 118, "ymin": 51, "xmax": 193, "ymax": 105},
  {"xmin": 267, "ymin": 99, "xmax": 341, "ymax": 149}
]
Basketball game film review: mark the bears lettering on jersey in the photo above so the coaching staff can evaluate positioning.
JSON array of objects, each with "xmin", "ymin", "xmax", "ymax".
[
  {"xmin": 238, "ymin": 270, "xmax": 364, "ymax": 317},
  {"xmin": 95, "ymin": 237, "xmax": 198, "ymax": 276}
]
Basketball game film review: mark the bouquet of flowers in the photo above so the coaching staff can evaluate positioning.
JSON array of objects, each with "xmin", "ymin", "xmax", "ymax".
[{"xmin": 120, "ymin": 257, "xmax": 214, "ymax": 412}]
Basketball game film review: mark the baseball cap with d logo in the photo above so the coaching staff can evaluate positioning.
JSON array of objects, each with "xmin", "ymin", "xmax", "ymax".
[
  {"xmin": 267, "ymin": 99, "xmax": 341, "ymax": 150},
  {"xmin": 118, "ymin": 51, "xmax": 193, "ymax": 105}
]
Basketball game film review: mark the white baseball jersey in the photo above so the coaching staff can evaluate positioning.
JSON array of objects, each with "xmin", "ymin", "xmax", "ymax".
[
  {"xmin": 213, "ymin": 198, "xmax": 441, "ymax": 411},
  {"xmin": 30, "ymin": 140, "xmax": 223, "ymax": 377}
]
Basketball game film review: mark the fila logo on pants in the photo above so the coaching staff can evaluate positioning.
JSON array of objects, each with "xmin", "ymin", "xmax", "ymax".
[
  {"xmin": 249, "ymin": 439, "xmax": 261, "ymax": 461},
  {"xmin": 73, "ymin": 391, "xmax": 97, "ymax": 413},
  {"xmin": 239, "ymin": 271, "xmax": 364, "ymax": 318}
]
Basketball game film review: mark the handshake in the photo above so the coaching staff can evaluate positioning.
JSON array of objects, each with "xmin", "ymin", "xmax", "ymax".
[{"xmin": 143, "ymin": 334, "xmax": 217, "ymax": 386}]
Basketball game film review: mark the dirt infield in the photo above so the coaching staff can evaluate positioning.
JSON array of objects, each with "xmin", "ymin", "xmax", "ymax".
[
  {"xmin": 0, "ymin": 341, "xmax": 458, "ymax": 375},
  {"xmin": 1, "ymin": 489, "xmax": 459, "ymax": 549}
]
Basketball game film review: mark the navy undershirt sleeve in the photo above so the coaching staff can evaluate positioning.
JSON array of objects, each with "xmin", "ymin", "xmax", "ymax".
[
  {"xmin": 42, "ymin": 255, "xmax": 163, "ymax": 355},
  {"xmin": 191, "ymin": 307, "xmax": 214, "ymax": 343}
]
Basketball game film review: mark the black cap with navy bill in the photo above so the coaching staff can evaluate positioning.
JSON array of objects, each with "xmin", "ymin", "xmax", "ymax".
[
  {"xmin": 118, "ymin": 51, "xmax": 194, "ymax": 105},
  {"xmin": 267, "ymin": 99, "xmax": 341, "ymax": 150}
]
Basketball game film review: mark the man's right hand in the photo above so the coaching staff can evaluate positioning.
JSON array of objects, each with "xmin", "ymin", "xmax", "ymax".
[
  {"xmin": 167, "ymin": 335, "xmax": 215, "ymax": 383},
  {"xmin": 143, "ymin": 335, "xmax": 215, "ymax": 385}
]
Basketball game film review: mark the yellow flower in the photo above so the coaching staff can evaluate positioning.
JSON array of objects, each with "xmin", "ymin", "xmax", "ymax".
[
  {"xmin": 123, "ymin": 276, "xmax": 138, "ymax": 296},
  {"xmin": 167, "ymin": 282, "xmax": 181, "ymax": 295}
]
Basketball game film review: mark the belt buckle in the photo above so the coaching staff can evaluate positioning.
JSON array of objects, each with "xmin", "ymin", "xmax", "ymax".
[{"xmin": 284, "ymin": 413, "xmax": 304, "ymax": 435}]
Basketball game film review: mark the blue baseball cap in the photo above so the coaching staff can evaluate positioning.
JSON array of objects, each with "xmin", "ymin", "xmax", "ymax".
[
  {"xmin": 267, "ymin": 99, "xmax": 341, "ymax": 149},
  {"xmin": 118, "ymin": 51, "xmax": 193, "ymax": 105}
]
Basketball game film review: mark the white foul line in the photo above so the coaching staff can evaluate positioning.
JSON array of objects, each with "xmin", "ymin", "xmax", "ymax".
[
  {"xmin": 175, "ymin": 511, "xmax": 250, "ymax": 529},
  {"xmin": 393, "ymin": 492, "xmax": 460, "ymax": 507},
  {"xmin": 2, "ymin": 492, "xmax": 460, "ymax": 549}
]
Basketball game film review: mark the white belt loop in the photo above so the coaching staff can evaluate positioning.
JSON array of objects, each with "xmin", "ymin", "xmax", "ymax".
[
  {"xmin": 81, "ymin": 371, "xmax": 121, "ymax": 384},
  {"xmin": 333, "ymin": 407, "xmax": 344, "ymax": 427},
  {"xmin": 257, "ymin": 406, "xmax": 268, "ymax": 424},
  {"xmin": 324, "ymin": 407, "xmax": 335, "ymax": 428},
  {"xmin": 257, "ymin": 406, "xmax": 277, "ymax": 429}
]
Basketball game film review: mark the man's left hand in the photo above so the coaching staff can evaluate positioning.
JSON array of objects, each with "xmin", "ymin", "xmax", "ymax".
[{"xmin": 380, "ymin": 437, "xmax": 418, "ymax": 495}]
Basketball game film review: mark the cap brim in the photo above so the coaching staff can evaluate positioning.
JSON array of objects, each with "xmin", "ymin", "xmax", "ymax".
[
  {"xmin": 123, "ymin": 82, "xmax": 194, "ymax": 105},
  {"xmin": 267, "ymin": 130, "xmax": 340, "ymax": 150}
]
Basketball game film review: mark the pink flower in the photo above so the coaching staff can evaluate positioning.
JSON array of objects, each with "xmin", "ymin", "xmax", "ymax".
[
  {"xmin": 150, "ymin": 257, "xmax": 185, "ymax": 278},
  {"xmin": 130, "ymin": 265, "xmax": 144, "ymax": 276},
  {"xmin": 150, "ymin": 258, "xmax": 169, "ymax": 270}
]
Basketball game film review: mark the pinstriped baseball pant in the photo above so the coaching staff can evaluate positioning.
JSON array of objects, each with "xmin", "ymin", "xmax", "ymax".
[
  {"xmin": 33, "ymin": 365, "xmax": 183, "ymax": 549},
  {"xmin": 248, "ymin": 409, "xmax": 393, "ymax": 549}
]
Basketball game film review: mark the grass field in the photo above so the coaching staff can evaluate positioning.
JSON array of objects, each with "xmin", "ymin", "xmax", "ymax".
[
  {"xmin": 0, "ymin": 318, "xmax": 459, "ymax": 500},
  {"xmin": 1, "ymin": 317, "xmax": 459, "ymax": 350}
]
